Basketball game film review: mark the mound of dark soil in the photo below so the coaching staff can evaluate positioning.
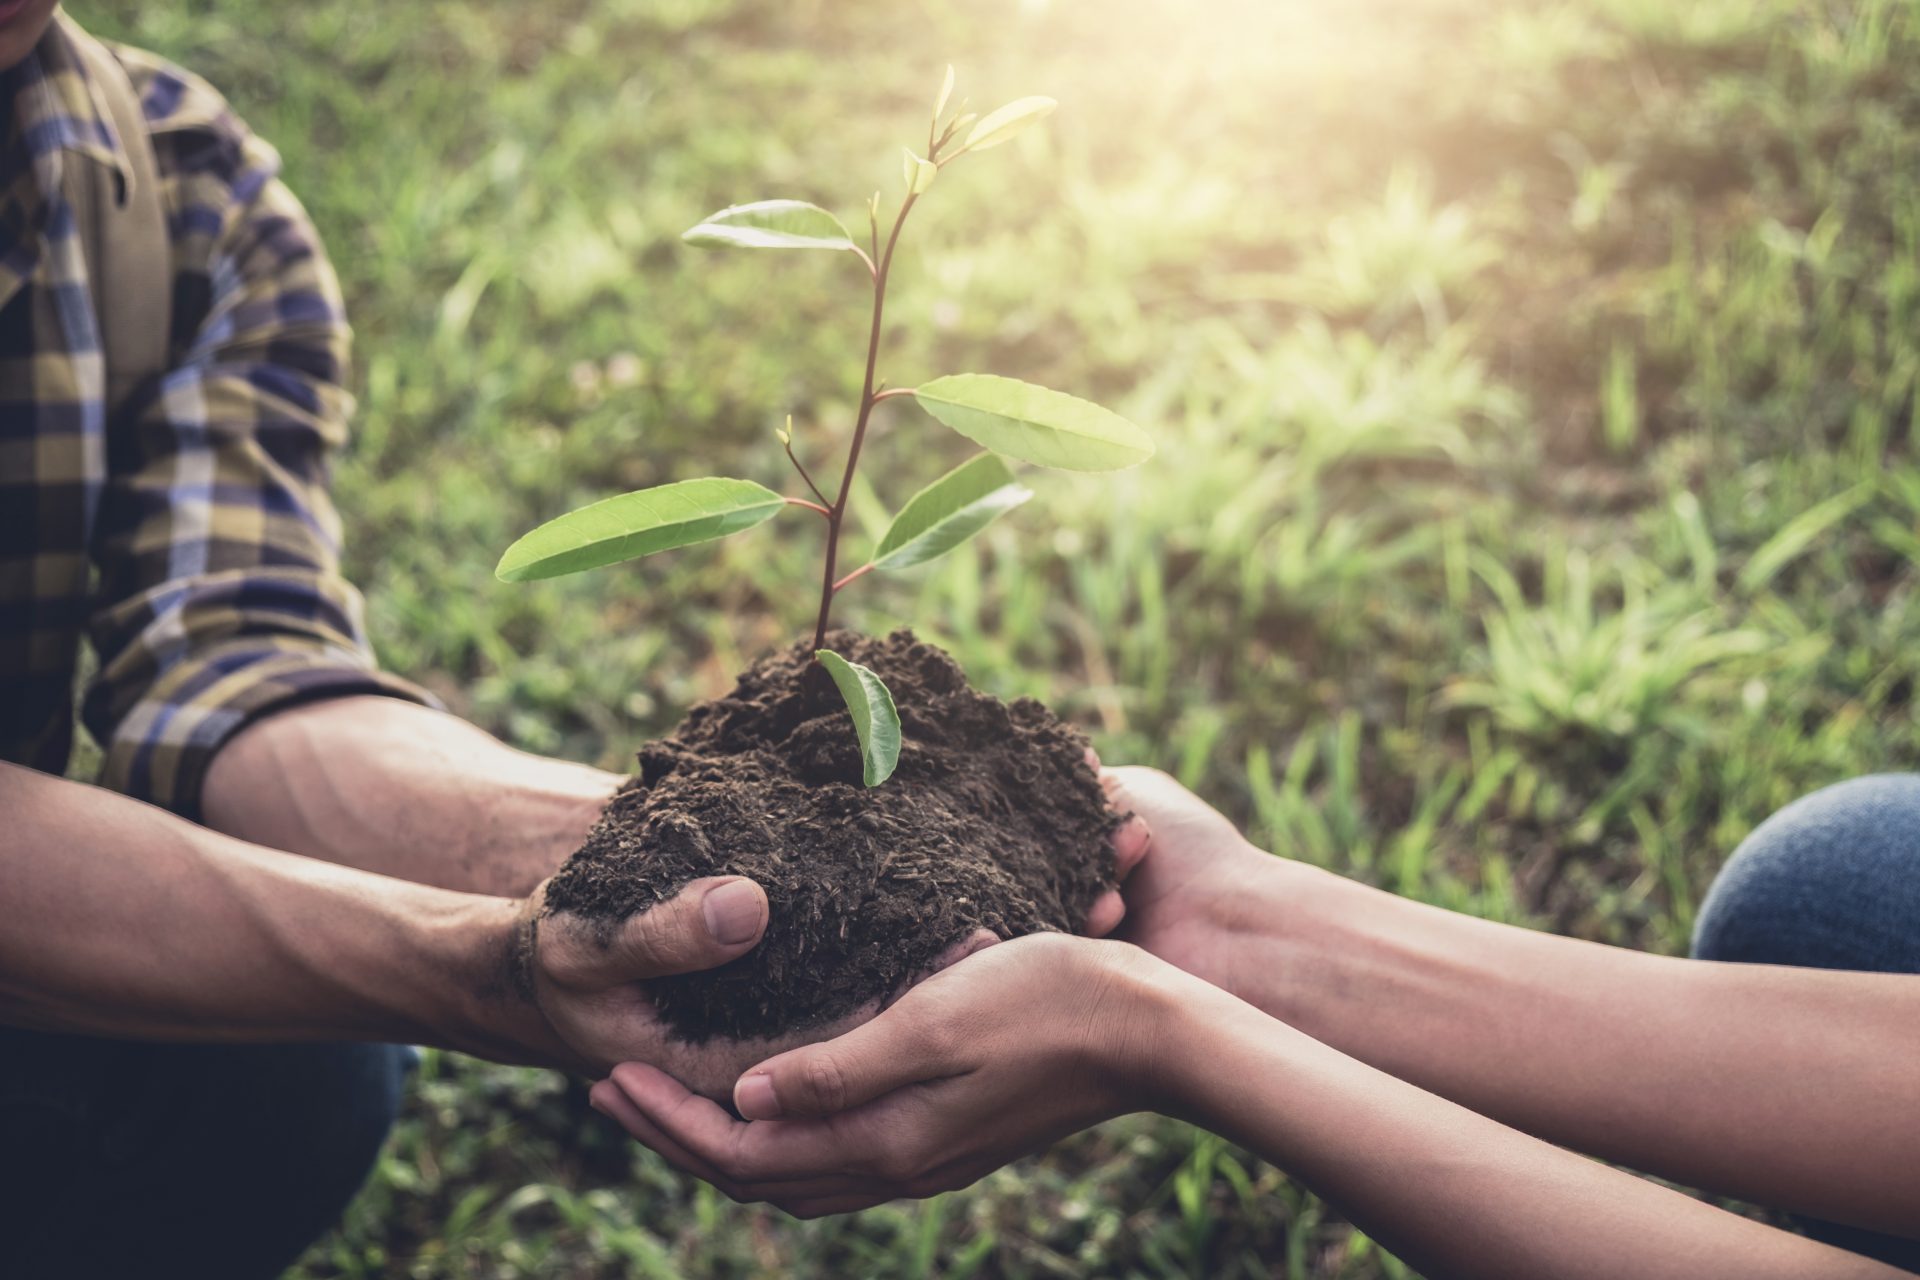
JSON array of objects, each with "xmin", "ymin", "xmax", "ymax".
[{"xmin": 542, "ymin": 629, "xmax": 1118, "ymax": 1043}]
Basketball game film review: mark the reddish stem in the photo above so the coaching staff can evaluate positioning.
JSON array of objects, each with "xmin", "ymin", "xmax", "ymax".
[
  {"xmin": 784, "ymin": 496, "xmax": 831, "ymax": 517},
  {"xmin": 832, "ymin": 562, "xmax": 875, "ymax": 592},
  {"xmin": 784, "ymin": 436, "xmax": 829, "ymax": 507},
  {"xmin": 811, "ymin": 192, "xmax": 920, "ymax": 651}
]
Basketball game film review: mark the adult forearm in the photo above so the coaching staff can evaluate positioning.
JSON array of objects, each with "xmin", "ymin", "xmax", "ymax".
[
  {"xmin": 1157, "ymin": 985, "xmax": 1905, "ymax": 1280},
  {"xmin": 1214, "ymin": 861, "xmax": 1920, "ymax": 1235},
  {"xmin": 202, "ymin": 696, "xmax": 619, "ymax": 897},
  {"xmin": 0, "ymin": 763, "xmax": 554, "ymax": 1063}
]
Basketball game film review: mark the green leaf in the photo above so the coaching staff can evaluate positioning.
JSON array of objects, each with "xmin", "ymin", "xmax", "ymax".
[
  {"xmin": 873, "ymin": 453, "xmax": 1032, "ymax": 571},
  {"xmin": 496, "ymin": 477, "xmax": 785, "ymax": 582},
  {"xmin": 902, "ymin": 148, "xmax": 939, "ymax": 196},
  {"xmin": 915, "ymin": 374, "xmax": 1153, "ymax": 471},
  {"xmin": 933, "ymin": 64, "xmax": 956, "ymax": 122},
  {"xmin": 815, "ymin": 650, "xmax": 902, "ymax": 787},
  {"xmin": 962, "ymin": 96, "xmax": 1056, "ymax": 153},
  {"xmin": 1736, "ymin": 483, "xmax": 1872, "ymax": 593},
  {"xmin": 682, "ymin": 200, "xmax": 856, "ymax": 252}
]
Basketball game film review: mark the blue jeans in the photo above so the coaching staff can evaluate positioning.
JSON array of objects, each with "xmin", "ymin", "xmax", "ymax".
[
  {"xmin": 1693, "ymin": 774, "xmax": 1920, "ymax": 1273},
  {"xmin": 0, "ymin": 1033, "xmax": 411, "ymax": 1279}
]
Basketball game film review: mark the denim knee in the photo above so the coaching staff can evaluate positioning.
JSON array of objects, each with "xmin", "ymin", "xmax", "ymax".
[
  {"xmin": 1693, "ymin": 774, "xmax": 1920, "ymax": 975},
  {"xmin": 184, "ymin": 1041, "xmax": 415, "ymax": 1277},
  {"xmin": 0, "ymin": 1036, "xmax": 414, "ymax": 1280}
]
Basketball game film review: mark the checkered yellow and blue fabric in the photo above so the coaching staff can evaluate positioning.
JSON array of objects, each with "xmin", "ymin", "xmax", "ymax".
[{"xmin": 0, "ymin": 17, "xmax": 428, "ymax": 817}]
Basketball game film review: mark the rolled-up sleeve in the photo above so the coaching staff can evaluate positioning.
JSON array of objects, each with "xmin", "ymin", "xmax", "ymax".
[{"xmin": 83, "ymin": 105, "xmax": 429, "ymax": 817}]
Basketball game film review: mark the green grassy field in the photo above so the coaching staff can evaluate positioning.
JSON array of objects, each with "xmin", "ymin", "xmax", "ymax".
[{"xmin": 83, "ymin": 0, "xmax": 1920, "ymax": 1274}]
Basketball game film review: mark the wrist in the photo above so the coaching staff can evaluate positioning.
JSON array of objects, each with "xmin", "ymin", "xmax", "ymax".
[
  {"xmin": 1150, "ymin": 851, "xmax": 1349, "ymax": 1017},
  {"xmin": 418, "ymin": 892, "xmax": 574, "ymax": 1069},
  {"xmin": 1092, "ymin": 945, "xmax": 1234, "ymax": 1112},
  {"xmin": 1134, "ymin": 967, "xmax": 1276, "ymax": 1120}
]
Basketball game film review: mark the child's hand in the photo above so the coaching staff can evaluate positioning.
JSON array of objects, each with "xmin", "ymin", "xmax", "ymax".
[{"xmin": 590, "ymin": 931, "xmax": 1196, "ymax": 1217}]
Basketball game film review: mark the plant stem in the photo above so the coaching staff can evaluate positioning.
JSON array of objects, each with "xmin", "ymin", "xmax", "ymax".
[
  {"xmin": 784, "ymin": 437, "xmax": 830, "ymax": 506},
  {"xmin": 784, "ymin": 496, "xmax": 831, "ymax": 517},
  {"xmin": 832, "ymin": 562, "xmax": 875, "ymax": 592},
  {"xmin": 812, "ymin": 192, "xmax": 920, "ymax": 651}
]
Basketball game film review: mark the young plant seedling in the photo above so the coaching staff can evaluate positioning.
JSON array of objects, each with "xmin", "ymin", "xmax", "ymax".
[{"xmin": 497, "ymin": 70, "xmax": 1152, "ymax": 787}]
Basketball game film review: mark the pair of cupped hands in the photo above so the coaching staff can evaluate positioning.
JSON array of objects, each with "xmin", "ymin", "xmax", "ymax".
[{"xmin": 525, "ymin": 764, "xmax": 1265, "ymax": 1218}]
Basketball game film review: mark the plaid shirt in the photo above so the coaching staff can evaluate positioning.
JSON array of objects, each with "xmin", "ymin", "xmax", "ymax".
[{"xmin": 0, "ymin": 17, "xmax": 426, "ymax": 817}]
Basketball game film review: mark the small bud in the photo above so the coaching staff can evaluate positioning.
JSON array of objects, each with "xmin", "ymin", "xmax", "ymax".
[
  {"xmin": 777, "ymin": 414, "xmax": 793, "ymax": 446},
  {"xmin": 902, "ymin": 149, "xmax": 939, "ymax": 196}
]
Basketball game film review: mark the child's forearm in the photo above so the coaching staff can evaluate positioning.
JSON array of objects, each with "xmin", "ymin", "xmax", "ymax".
[
  {"xmin": 1157, "ymin": 982, "xmax": 1908, "ymax": 1280},
  {"xmin": 1191, "ymin": 860, "xmax": 1920, "ymax": 1236}
]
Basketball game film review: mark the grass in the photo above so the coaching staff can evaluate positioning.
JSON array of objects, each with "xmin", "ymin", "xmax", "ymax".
[{"xmin": 80, "ymin": 0, "xmax": 1920, "ymax": 1274}]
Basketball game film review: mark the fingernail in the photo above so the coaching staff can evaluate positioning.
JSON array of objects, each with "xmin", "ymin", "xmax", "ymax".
[
  {"xmin": 735, "ymin": 1072, "xmax": 781, "ymax": 1120},
  {"xmin": 702, "ymin": 879, "xmax": 764, "ymax": 946},
  {"xmin": 587, "ymin": 1085, "xmax": 611, "ymax": 1117}
]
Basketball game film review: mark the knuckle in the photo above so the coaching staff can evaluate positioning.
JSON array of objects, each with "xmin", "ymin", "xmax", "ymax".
[
  {"xmin": 619, "ymin": 901, "xmax": 710, "ymax": 978},
  {"xmin": 801, "ymin": 1053, "xmax": 849, "ymax": 1114},
  {"xmin": 916, "ymin": 1011, "xmax": 963, "ymax": 1060},
  {"xmin": 873, "ymin": 1146, "xmax": 922, "ymax": 1184},
  {"xmin": 619, "ymin": 925, "xmax": 671, "ymax": 975}
]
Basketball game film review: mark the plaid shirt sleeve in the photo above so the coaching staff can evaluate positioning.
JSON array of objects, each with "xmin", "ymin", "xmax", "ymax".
[{"xmin": 82, "ymin": 58, "xmax": 431, "ymax": 817}]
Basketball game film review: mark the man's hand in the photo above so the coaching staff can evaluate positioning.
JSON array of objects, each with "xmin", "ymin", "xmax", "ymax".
[
  {"xmin": 587, "ymin": 932, "xmax": 1193, "ymax": 1217},
  {"xmin": 508, "ymin": 875, "xmax": 772, "ymax": 1077},
  {"xmin": 506, "ymin": 874, "xmax": 948, "ymax": 1093}
]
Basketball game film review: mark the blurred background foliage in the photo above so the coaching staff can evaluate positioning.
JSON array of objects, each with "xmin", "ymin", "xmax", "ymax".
[{"xmin": 81, "ymin": 0, "xmax": 1920, "ymax": 1274}]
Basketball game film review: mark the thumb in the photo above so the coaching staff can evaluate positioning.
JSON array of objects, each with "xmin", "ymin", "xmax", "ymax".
[
  {"xmin": 542, "ymin": 875, "xmax": 768, "ymax": 988},
  {"xmin": 734, "ymin": 1002, "xmax": 962, "ymax": 1121}
]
